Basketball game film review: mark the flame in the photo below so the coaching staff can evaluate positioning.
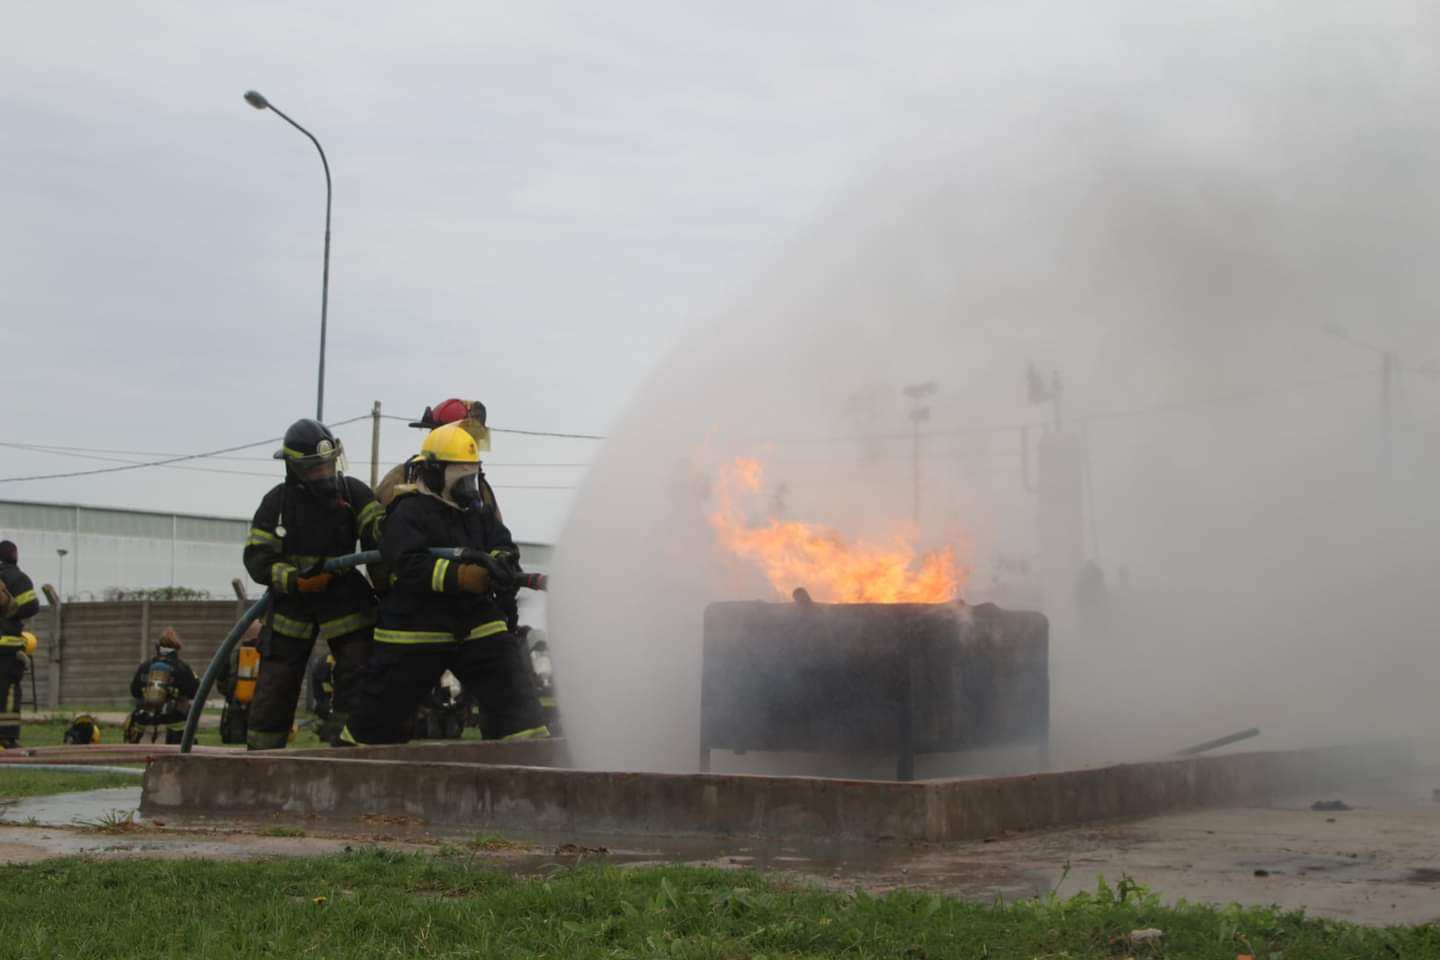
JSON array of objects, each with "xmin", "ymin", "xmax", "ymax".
[{"xmin": 708, "ymin": 457, "xmax": 963, "ymax": 603}]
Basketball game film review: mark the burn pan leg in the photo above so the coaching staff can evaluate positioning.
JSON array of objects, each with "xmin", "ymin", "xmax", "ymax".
[{"xmin": 897, "ymin": 650, "xmax": 916, "ymax": 781}]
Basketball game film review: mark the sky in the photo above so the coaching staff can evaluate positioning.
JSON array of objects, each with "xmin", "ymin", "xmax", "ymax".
[
  {"xmin": 9, "ymin": 1, "xmax": 1440, "ymax": 770},
  {"xmin": 0, "ymin": 1, "xmax": 1007, "ymax": 543}
]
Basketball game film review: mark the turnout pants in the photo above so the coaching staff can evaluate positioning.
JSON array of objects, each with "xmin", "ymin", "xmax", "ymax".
[
  {"xmin": 0, "ymin": 651, "xmax": 23, "ymax": 744},
  {"xmin": 248, "ymin": 625, "xmax": 372, "ymax": 750},
  {"xmin": 346, "ymin": 632, "xmax": 544, "ymax": 745}
]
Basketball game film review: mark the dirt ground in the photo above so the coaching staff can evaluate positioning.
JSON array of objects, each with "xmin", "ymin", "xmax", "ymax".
[{"xmin": 3, "ymin": 768, "xmax": 1438, "ymax": 926}]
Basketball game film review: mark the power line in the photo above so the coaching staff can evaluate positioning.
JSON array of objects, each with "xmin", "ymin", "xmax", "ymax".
[
  {"xmin": 0, "ymin": 437, "xmax": 581, "ymax": 490},
  {"xmin": 378, "ymin": 413, "xmax": 606, "ymax": 440},
  {"xmin": 0, "ymin": 440, "xmax": 590, "ymax": 468},
  {"xmin": 0, "ymin": 414, "xmax": 370, "ymax": 484},
  {"xmin": 757, "ymin": 372, "xmax": 1373, "ymax": 445}
]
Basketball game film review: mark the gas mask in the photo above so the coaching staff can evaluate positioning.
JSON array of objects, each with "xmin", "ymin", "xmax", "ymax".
[
  {"xmin": 442, "ymin": 463, "xmax": 484, "ymax": 511},
  {"xmin": 298, "ymin": 460, "xmax": 343, "ymax": 501}
]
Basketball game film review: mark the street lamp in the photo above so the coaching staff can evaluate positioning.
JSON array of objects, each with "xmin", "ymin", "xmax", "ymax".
[
  {"xmin": 1319, "ymin": 323, "xmax": 1395, "ymax": 480},
  {"xmin": 244, "ymin": 89, "xmax": 333, "ymax": 422},
  {"xmin": 902, "ymin": 381, "xmax": 939, "ymax": 525},
  {"xmin": 56, "ymin": 548, "xmax": 68, "ymax": 604}
]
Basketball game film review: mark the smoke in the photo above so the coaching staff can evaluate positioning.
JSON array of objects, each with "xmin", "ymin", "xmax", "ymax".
[{"xmin": 550, "ymin": 1, "xmax": 1440, "ymax": 773}]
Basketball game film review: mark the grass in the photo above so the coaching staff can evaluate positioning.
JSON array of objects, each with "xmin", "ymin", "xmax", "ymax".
[
  {"xmin": 259, "ymin": 825, "xmax": 307, "ymax": 838},
  {"xmin": 0, "ymin": 768, "xmax": 142, "ymax": 801},
  {"xmin": 75, "ymin": 809, "xmax": 145, "ymax": 834},
  {"xmin": 0, "ymin": 850, "xmax": 1433, "ymax": 959},
  {"xmin": 13, "ymin": 714, "xmax": 499, "ymax": 750},
  {"xmin": 9, "ymin": 716, "xmax": 325, "ymax": 750}
]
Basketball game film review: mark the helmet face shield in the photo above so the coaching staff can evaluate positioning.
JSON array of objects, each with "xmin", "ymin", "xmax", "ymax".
[{"xmin": 284, "ymin": 437, "xmax": 347, "ymax": 499}]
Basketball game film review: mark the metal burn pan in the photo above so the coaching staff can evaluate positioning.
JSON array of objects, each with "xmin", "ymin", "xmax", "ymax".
[{"xmin": 700, "ymin": 599, "xmax": 1048, "ymax": 780}]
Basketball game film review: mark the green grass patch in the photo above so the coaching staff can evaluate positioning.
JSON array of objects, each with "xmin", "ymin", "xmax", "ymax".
[
  {"xmin": 0, "ymin": 851, "xmax": 1432, "ymax": 958},
  {"xmin": 0, "ymin": 768, "xmax": 141, "ymax": 801},
  {"xmin": 11, "ymin": 716, "xmax": 328, "ymax": 750},
  {"xmin": 259, "ymin": 825, "xmax": 307, "ymax": 838}
]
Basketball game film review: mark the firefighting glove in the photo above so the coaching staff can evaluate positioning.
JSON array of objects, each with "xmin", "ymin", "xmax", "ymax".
[
  {"xmin": 455, "ymin": 563, "xmax": 491, "ymax": 594},
  {"xmin": 297, "ymin": 572, "xmax": 335, "ymax": 593}
]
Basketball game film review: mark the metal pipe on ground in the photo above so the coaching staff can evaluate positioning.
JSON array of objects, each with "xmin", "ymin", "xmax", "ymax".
[
  {"xmin": 0, "ymin": 764, "xmax": 143, "ymax": 776},
  {"xmin": 1175, "ymin": 727, "xmax": 1261, "ymax": 756}
]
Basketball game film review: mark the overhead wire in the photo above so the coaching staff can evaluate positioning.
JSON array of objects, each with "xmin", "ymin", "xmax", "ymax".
[
  {"xmin": 0, "ymin": 415, "xmax": 366, "ymax": 483},
  {"xmin": 377, "ymin": 413, "xmax": 606, "ymax": 440}
]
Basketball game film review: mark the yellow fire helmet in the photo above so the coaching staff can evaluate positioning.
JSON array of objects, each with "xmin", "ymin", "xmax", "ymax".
[
  {"xmin": 21, "ymin": 632, "xmax": 36, "ymax": 656},
  {"xmin": 420, "ymin": 423, "xmax": 481, "ymax": 464}
]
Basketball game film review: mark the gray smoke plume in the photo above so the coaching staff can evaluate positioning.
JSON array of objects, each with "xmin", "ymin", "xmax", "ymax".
[{"xmin": 549, "ymin": 1, "xmax": 1440, "ymax": 774}]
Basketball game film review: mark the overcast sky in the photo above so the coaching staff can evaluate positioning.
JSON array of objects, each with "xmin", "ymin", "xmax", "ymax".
[{"xmin": 0, "ymin": 1, "xmax": 1012, "ymax": 542}]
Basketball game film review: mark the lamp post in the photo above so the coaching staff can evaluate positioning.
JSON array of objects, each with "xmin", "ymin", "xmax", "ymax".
[
  {"xmin": 901, "ymin": 381, "xmax": 939, "ymax": 525},
  {"xmin": 56, "ymin": 548, "xmax": 68, "ymax": 604},
  {"xmin": 243, "ymin": 89, "xmax": 333, "ymax": 422},
  {"xmin": 1320, "ymin": 323, "xmax": 1395, "ymax": 480}
]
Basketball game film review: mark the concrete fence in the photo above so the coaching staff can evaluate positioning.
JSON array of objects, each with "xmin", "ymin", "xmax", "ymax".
[{"xmin": 24, "ymin": 597, "xmax": 249, "ymax": 709}]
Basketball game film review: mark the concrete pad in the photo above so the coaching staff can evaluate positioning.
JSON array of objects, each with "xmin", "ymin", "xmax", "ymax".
[
  {"xmin": 141, "ymin": 740, "xmax": 1412, "ymax": 843},
  {"xmin": 286, "ymin": 737, "xmax": 569, "ymax": 766},
  {"xmin": 11, "ymin": 768, "xmax": 1440, "ymax": 925}
]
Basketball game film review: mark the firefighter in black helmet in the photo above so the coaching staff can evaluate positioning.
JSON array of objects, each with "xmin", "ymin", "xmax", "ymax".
[
  {"xmin": 242, "ymin": 418, "xmax": 384, "ymax": 749},
  {"xmin": 342, "ymin": 423, "xmax": 546, "ymax": 745}
]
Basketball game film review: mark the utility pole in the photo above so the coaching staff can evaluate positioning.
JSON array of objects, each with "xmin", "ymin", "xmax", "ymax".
[
  {"xmin": 901, "ymin": 381, "xmax": 938, "ymax": 526},
  {"xmin": 1319, "ymin": 324, "xmax": 1396, "ymax": 481},
  {"xmin": 1380, "ymin": 352, "xmax": 1394, "ymax": 480},
  {"xmin": 370, "ymin": 400, "xmax": 382, "ymax": 488}
]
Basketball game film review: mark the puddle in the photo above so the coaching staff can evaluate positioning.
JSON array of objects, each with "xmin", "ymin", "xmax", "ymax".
[{"xmin": 0, "ymin": 787, "xmax": 142, "ymax": 826}]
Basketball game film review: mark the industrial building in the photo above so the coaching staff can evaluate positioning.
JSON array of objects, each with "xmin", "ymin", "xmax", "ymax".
[{"xmin": 0, "ymin": 498, "xmax": 552, "ymax": 603}]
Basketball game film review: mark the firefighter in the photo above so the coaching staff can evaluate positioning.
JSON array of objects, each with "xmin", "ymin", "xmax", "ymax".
[
  {"xmin": 309, "ymin": 653, "xmax": 336, "ymax": 735},
  {"xmin": 376, "ymin": 399, "xmax": 501, "ymax": 517},
  {"xmin": 62, "ymin": 714, "xmax": 101, "ymax": 744},
  {"xmin": 519, "ymin": 625, "xmax": 560, "ymax": 736},
  {"xmin": 243, "ymin": 418, "xmax": 383, "ymax": 749},
  {"xmin": 377, "ymin": 398, "xmax": 524, "ymax": 636},
  {"xmin": 0, "ymin": 540, "xmax": 39, "ymax": 748},
  {"xmin": 126, "ymin": 628, "xmax": 198, "ymax": 744},
  {"xmin": 343, "ymin": 423, "xmax": 546, "ymax": 745},
  {"xmin": 216, "ymin": 620, "xmax": 263, "ymax": 744}
]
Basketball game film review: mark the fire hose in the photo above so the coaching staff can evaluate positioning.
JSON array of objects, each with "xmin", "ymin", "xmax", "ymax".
[{"xmin": 179, "ymin": 548, "xmax": 547, "ymax": 753}]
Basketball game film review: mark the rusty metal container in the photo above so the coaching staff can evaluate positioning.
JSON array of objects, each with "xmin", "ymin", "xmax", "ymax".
[{"xmin": 700, "ymin": 600, "xmax": 1048, "ymax": 780}]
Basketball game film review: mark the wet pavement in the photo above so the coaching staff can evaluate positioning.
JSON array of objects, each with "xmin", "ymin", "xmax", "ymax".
[{"xmin": 2, "ymin": 772, "xmax": 1438, "ymax": 925}]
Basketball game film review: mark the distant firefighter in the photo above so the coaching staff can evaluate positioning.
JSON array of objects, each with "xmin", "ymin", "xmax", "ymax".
[
  {"xmin": 0, "ymin": 540, "xmax": 40, "ymax": 748},
  {"xmin": 309, "ymin": 653, "xmax": 337, "ymax": 738},
  {"xmin": 216, "ymin": 620, "xmax": 263, "ymax": 744},
  {"xmin": 125, "ymin": 628, "xmax": 199, "ymax": 745}
]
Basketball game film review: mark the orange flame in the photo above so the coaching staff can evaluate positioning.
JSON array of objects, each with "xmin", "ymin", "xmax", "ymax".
[{"xmin": 709, "ymin": 457, "xmax": 963, "ymax": 603}]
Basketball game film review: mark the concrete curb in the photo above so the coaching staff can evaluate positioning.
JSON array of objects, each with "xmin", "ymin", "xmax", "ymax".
[{"xmin": 140, "ymin": 740, "xmax": 1412, "ymax": 842}]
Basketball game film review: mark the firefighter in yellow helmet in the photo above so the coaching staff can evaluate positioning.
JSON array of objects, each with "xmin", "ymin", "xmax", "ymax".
[
  {"xmin": 375, "ymin": 399, "xmax": 500, "ymax": 517},
  {"xmin": 343, "ymin": 423, "xmax": 546, "ymax": 744},
  {"xmin": 0, "ymin": 540, "xmax": 40, "ymax": 748}
]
